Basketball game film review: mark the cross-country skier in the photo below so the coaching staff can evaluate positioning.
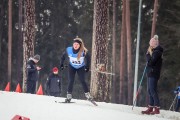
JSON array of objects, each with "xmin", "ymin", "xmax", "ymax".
[
  {"xmin": 174, "ymin": 86, "xmax": 180, "ymax": 112},
  {"xmin": 142, "ymin": 35, "xmax": 163, "ymax": 114},
  {"xmin": 60, "ymin": 37, "xmax": 92, "ymax": 103}
]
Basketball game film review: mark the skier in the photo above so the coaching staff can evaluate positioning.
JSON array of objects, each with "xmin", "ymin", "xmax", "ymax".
[
  {"xmin": 174, "ymin": 86, "xmax": 180, "ymax": 112},
  {"xmin": 142, "ymin": 35, "xmax": 163, "ymax": 114},
  {"xmin": 27, "ymin": 54, "xmax": 41, "ymax": 94},
  {"xmin": 46, "ymin": 67, "xmax": 61, "ymax": 97},
  {"xmin": 60, "ymin": 37, "xmax": 92, "ymax": 103}
]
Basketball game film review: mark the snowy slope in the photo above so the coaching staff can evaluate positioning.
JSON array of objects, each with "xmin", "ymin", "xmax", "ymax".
[{"xmin": 0, "ymin": 91, "xmax": 180, "ymax": 120}]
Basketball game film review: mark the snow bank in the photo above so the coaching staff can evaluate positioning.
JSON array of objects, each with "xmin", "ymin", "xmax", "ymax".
[{"xmin": 0, "ymin": 91, "xmax": 179, "ymax": 120}]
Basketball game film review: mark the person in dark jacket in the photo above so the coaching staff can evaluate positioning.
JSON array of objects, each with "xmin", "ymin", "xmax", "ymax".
[
  {"xmin": 60, "ymin": 37, "xmax": 92, "ymax": 103},
  {"xmin": 46, "ymin": 67, "xmax": 61, "ymax": 97},
  {"xmin": 174, "ymin": 86, "xmax": 180, "ymax": 112},
  {"xmin": 142, "ymin": 35, "xmax": 163, "ymax": 115},
  {"xmin": 27, "ymin": 54, "xmax": 41, "ymax": 94}
]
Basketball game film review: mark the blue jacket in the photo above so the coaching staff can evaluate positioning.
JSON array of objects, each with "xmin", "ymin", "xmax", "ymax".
[{"xmin": 174, "ymin": 86, "xmax": 180, "ymax": 99}]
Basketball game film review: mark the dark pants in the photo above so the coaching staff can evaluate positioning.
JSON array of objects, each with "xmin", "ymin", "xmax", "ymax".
[
  {"xmin": 67, "ymin": 65, "xmax": 89, "ymax": 94},
  {"xmin": 175, "ymin": 99, "xmax": 180, "ymax": 112},
  {"xmin": 147, "ymin": 77, "xmax": 160, "ymax": 107},
  {"xmin": 27, "ymin": 80, "xmax": 36, "ymax": 94}
]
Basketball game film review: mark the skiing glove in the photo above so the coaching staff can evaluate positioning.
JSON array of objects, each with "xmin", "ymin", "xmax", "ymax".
[
  {"xmin": 85, "ymin": 66, "xmax": 89, "ymax": 72},
  {"xmin": 60, "ymin": 64, "xmax": 64, "ymax": 70}
]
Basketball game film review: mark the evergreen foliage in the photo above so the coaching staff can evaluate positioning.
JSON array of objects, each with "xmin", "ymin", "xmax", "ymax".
[{"xmin": 0, "ymin": 0, "xmax": 179, "ymax": 109}]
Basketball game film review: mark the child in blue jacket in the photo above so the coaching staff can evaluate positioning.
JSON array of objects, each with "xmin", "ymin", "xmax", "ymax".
[{"xmin": 174, "ymin": 86, "xmax": 180, "ymax": 112}]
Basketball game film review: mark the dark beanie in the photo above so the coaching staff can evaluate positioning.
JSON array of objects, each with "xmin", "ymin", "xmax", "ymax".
[
  {"xmin": 74, "ymin": 39, "xmax": 82, "ymax": 45},
  {"xmin": 33, "ymin": 54, "xmax": 40, "ymax": 61}
]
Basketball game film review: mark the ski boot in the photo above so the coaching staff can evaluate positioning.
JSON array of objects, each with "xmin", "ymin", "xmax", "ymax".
[
  {"xmin": 85, "ymin": 92, "xmax": 93, "ymax": 101},
  {"xmin": 150, "ymin": 106, "xmax": 160, "ymax": 114},
  {"xmin": 65, "ymin": 93, "xmax": 72, "ymax": 103},
  {"xmin": 141, "ymin": 105, "xmax": 153, "ymax": 114},
  {"xmin": 85, "ymin": 92, "xmax": 98, "ymax": 106}
]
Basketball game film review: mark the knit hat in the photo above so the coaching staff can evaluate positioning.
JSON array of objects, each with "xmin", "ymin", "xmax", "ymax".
[
  {"xmin": 153, "ymin": 35, "xmax": 158, "ymax": 40},
  {"xmin": 149, "ymin": 35, "xmax": 159, "ymax": 47},
  {"xmin": 53, "ymin": 67, "xmax": 58, "ymax": 72},
  {"xmin": 33, "ymin": 54, "xmax": 40, "ymax": 61}
]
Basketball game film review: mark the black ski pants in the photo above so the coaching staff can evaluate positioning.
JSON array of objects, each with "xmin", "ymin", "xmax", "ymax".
[{"xmin": 67, "ymin": 65, "xmax": 89, "ymax": 94}]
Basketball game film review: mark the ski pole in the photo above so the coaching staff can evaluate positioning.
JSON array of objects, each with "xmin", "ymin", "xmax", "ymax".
[
  {"xmin": 169, "ymin": 94, "xmax": 178, "ymax": 111},
  {"xmin": 132, "ymin": 63, "xmax": 147, "ymax": 110}
]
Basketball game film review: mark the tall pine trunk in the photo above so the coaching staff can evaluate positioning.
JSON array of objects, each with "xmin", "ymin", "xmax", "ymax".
[
  {"xmin": 22, "ymin": 0, "xmax": 36, "ymax": 92},
  {"xmin": 151, "ymin": 0, "xmax": 158, "ymax": 38},
  {"xmin": 125, "ymin": 0, "xmax": 133, "ymax": 105},
  {"xmin": 0, "ymin": 1, "xmax": 4, "ymax": 67},
  {"xmin": 8, "ymin": 0, "xmax": 12, "ymax": 85},
  {"xmin": 119, "ymin": 0, "xmax": 126, "ymax": 104},
  {"xmin": 112, "ymin": 0, "xmax": 117, "ymax": 103},
  {"xmin": 17, "ymin": 0, "xmax": 23, "ymax": 84},
  {"xmin": 90, "ymin": 0, "xmax": 110, "ymax": 102}
]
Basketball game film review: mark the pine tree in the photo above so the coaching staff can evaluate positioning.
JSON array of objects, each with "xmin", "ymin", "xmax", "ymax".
[
  {"xmin": 22, "ymin": 0, "xmax": 36, "ymax": 92},
  {"xmin": 90, "ymin": 0, "xmax": 111, "ymax": 102}
]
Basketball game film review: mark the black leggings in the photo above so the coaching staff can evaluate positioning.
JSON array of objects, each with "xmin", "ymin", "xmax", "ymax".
[{"xmin": 67, "ymin": 65, "xmax": 89, "ymax": 94}]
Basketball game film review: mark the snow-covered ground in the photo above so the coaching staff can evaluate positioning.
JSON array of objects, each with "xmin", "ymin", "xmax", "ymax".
[{"xmin": 0, "ymin": 91, "xmax": 180, "ymax": 120}]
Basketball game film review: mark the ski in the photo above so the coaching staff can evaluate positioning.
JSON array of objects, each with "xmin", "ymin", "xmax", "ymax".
[
  {"xmin": 55, "ymin": 99, "xmax": 98, "ymax": 106},
  {"xmin": 88, "ymin": 99, "xmax": 98, "ymax": 106},
  {"xmin": 55, "ymin": 101, "xmax": 75, "ymax": 104}
]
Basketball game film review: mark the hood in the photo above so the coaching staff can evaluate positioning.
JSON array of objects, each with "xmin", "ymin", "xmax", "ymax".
[{"xmin": 28, "ymin": 57, "xmax": 35, "ymax": 64}]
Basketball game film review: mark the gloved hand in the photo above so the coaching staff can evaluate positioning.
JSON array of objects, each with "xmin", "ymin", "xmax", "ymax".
[
  {"xmin": 84, "ymin": 66, "xmax": 89, "ymax": 72},
  {"xmin": 60, "ymin": 64, "xmax": 64, "ymax": 70}
]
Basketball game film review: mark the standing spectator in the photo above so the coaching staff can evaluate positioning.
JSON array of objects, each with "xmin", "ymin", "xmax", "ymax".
[
  {"xmin": 60, "ymin": 37, "xmax": 92, "ymax": 103},
  {"xmin": 46, "ymin": 67, "xmax": 61, "ymax": 97},
  {"xmin": 142, "ymin": 35, "xmax": 163, "ymax": 114},
  {"xmin": 27, "ymin": 54, "xmax": 41, "ymax": 94},
  {"xmin": 174, "ymin": 86, "xmax": 180, "ymax": 112}
]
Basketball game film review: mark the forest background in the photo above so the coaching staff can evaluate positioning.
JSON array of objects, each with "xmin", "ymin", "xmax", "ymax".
[{"xmin": 0, "ymin": 0, "xmax": 180, "ymax": 110}]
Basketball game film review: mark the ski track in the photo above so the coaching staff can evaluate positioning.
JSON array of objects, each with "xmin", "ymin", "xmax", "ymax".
[{"xmin": 0, "ymin": 91, "xmax": 180, "ymax": 120}]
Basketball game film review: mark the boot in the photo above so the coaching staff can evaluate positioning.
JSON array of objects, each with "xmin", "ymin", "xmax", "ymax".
[
  {"xmin": 85, "ymin": 92, "xmax": 93, "ymax": 100},
  {"xmin": 141, "ymin": 105, "xmax": 153, "ymax": 114},
  {"xmin": 65, "ymin": 93, "xmax": 72, "ymax": 103},
  {"xmin": 150, "ymin": 106, "xmax": 160, "ymax": 114}
]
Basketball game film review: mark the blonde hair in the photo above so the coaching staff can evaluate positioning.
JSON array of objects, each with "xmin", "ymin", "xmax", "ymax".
[{"xmin": 74, "ymin": 37, "xmax": 88, "ymax": 60}]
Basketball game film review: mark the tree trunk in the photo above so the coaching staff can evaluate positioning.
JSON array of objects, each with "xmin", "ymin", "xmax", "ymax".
[
  {"xmin": 8, "ymin": 0, "xmax": 12, "ymax": 85},
  {"xmin": 111, "ymin": 0, "xmax": 117, "ymax": 103},
  {"xmin": 0, "ymin": 1, "xmax": 4, "ymax": 65},
  {"xmin": 17, "ymin": 0, "xmax": 23, "ymax": 84},
  {"xmin": 22, "ymin": 0, "xmax": 36, "ymax": 92},
  {"xmin": 90, "ymin": 0, "xmax": 110, "ymax": 102},
  {"xmin": 119, "ymin": 0, "xmax": 126, "ymax": 104},
  {"xmin": 151, "ymin": 0, "xmax": 158, "ymax": 38},
  {"xmin": 125, "ymin": 0, "xmax": 133, "ymax": 105}
]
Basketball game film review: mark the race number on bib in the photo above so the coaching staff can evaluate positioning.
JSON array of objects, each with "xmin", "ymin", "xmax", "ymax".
[{"xmin": 69, "ymin": 56, "xmax": 84, "ymax": 65}]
